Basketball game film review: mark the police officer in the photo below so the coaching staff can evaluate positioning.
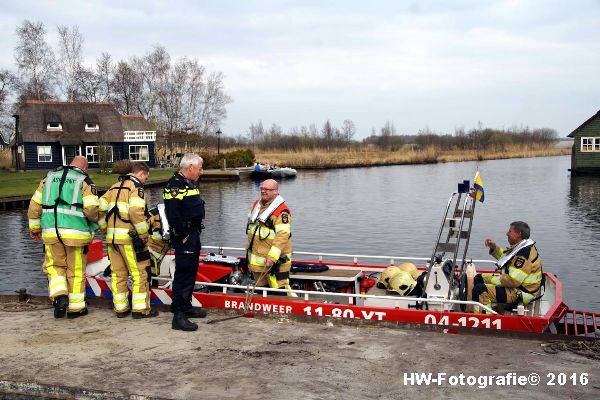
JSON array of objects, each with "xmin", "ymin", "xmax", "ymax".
[
  {"xmin": 246, "ymin": 179, "xmax": 294, "ymax": 295},
  {"xmin": 163, "ymin": 153, "xmax": 207, "ymax": 331},
  {"xmin": 99, "ymin": 162, "xmax": 158, "ymax": 319},
  {"xmin": 471, "ymin": 221, "xmax": 543, "ymax": 313},
  {"xmin": 27, "ymin": 156, "xmax": 99, "ymax": 319}
]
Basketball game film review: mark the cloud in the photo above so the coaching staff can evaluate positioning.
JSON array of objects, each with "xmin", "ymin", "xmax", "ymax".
[{"xmin": 1, "ymin": 0, "xmax": 599, "ymax": 137}]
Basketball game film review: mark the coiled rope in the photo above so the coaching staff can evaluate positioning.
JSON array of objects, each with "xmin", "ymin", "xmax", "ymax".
[
  {"xmin": 542, "ymin": 340, "xmax": 600, "ymax": 360},
  {"xmin": 0, "ymin": 300, "xmax": 53, "ymax": 312}
]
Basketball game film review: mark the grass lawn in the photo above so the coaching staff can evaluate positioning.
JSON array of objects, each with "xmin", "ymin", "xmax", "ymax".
[{"xmin": 0, "ymin": 168, "xmax": 178, "ymax": 198}]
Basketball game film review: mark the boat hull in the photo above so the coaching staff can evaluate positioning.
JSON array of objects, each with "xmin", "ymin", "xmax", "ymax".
[{"xmin": 84, "ymin": 253, "xmax": 568, "ymax": 335}]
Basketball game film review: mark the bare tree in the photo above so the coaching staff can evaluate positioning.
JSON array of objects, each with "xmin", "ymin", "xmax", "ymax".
[
  {"xmin": 0, "ymin": 69, "xmax": 16, "ymax": 140},
  {"xmin": 96, "ymin": 52, "xmax": 113, "ymax": 101},
  {"xmin": 57, "ymin": 25, "xmax": 84, "ymax": 101},
  {"xmin": 248, "ymin": 120, "xmax": 264, "ymax": 151},
  {"xmin": 342, "ymin": 119, "xmax": 356, "ymax": 145},
  {"xmin": 111, "ymin": 60, "xmax": 140, "ymax": 114},
  {"xmin": 75, "ymin": 65, "xmax": 102, "ymax": 102},
  {"xmin": 14, "ymin": 20, "xmax": 56, "ymax": 101},
  {"xmin": 199, "ymin": 71, "xmax": 232, "ymax": 134},
  {"xmin": 321, "ymin": 120, "xmax": 334, "ymax": 150}
]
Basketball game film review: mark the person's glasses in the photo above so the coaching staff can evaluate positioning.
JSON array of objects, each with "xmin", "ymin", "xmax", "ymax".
[{"xmin": 260, "ymin": 188, "xmax": 276, "ymax": 192}]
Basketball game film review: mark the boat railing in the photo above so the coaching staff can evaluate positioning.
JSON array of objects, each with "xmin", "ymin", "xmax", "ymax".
[
  {"xmin": 149, "ymin": 276, "xmax": 498, "ymax": 314},
  {"xmin": 202, "ymin": 245, "xmax": 498, "ymax": 267}
]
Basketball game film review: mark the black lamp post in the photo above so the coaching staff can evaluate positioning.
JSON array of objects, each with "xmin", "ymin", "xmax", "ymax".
[{"xmin": 216, "ymin": 129, "xmax": 222, "ymax": 156}]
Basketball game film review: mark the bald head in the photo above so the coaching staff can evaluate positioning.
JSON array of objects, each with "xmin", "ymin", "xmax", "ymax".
[
  {"xmin": 70, "ymin": 156, "xmax": 88, "ymax": 171},
  {"xmin": 260, "ymin": 179, "xmax": 279, "ymax": 204}
]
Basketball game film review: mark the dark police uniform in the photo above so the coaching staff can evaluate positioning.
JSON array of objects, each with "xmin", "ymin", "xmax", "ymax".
[{"xmin": 163, "ymin": 173, "xmax": 205, "ymax": 316}]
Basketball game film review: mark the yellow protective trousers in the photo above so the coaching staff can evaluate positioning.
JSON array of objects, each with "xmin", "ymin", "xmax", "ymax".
[
  {"xmin": 107, "ymin": 244, "xmax": 151, "ymax": 314},
  {"xmin": 43, "ymin": 243, "xmax": 86, "ymax": 312}
]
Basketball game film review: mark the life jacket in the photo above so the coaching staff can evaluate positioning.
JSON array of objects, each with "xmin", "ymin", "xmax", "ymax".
[{"xmin": 41, "ymin": 166, "xmax": 98, "ymax": 244}]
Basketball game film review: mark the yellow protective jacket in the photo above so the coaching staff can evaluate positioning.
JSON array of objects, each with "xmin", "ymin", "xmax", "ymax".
[
  {"xmin": 99, "ymin": 175, "xmax": 148, "ymax": 245},
  {"xmin": 147, "ymin": 207, "xmax": 168, "ymax": 254},
  {"xmin": 27, "ymin": 170, "xmax": 99, "ymax": 246},
  {"xmin": 490, "ymin": 241, "xmax": 543, "ymax": 294},
  {"xmin": 246, "ymin": 198, "xmax": 292, "ymax": 273}
]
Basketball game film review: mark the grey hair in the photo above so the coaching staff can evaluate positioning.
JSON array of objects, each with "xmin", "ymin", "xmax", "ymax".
[
  {"xmin": 510, "ymin": 221, "xmax": 530, "ymax": 239},
  {"xmin": 179, "ymin": 153, "xmax": 203, "ymax": 170}
]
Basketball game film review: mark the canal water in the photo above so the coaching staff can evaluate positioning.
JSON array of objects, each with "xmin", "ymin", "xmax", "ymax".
[{"xmin": 1, "ymin": 155, "xmax": 598, "ymax": 312}]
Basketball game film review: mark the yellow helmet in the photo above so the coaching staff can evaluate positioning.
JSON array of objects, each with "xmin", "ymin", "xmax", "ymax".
[
  {"xmin": 387, "ymin": 271, "xmax": 417, "ymax": 296},
  {"xmin": 398, "ymin": 262, "xmax": 421, "ymax": 280},
  {"xmin": 379, "ymin": 266, "xmax": 401, "ymax": 289}
]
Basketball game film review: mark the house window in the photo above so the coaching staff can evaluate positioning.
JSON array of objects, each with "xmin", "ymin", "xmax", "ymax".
[
  {"xmin": 129, "ymin": 145, "xmax": 149, "ymax": 161},
  {"xmin": 37, "ymin": 146, "xmax": 52, "ymax": 162},
  {"xmin": 85, "ymin": 123, "xmax": 99, "ymax": 132},
  {"xmin": 86, "ymin": 146, "xmax": 113, "ymax": 163},
  {"xmin": 581, "ymin": 137, "xmax": 600, "ymax": 152},
  {"xmin": 47, "ymin": 122, "xmax": 62, "ymax": 131}
]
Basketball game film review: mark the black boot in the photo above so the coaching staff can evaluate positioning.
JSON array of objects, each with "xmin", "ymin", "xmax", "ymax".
[
  {"xmin": 53, "ymin": 295, "xmax": 68, "ymax": 319},
  {"xmin": 132, "ymin": 308, "xmax": 159, "ymax": 319},
  {"xmin": 172, "ymin": 312, "xmax": 198, "ymax": 331},
  {"xmin": 184, "ymin": 307, "xmax": 207, "ymax": 318},
  {"xmin": 67, "ymin": 308, "xmax": 88, "ymax": 319}
]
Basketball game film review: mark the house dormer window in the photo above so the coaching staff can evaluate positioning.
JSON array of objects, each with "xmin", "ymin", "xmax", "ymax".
[
  {"xmin": 85, "ymin": 122, "xmax": 99, "ymax": 132},
  {"xmin": 47, "ymin": 122, "xmax": 62, "ymax": 131}
]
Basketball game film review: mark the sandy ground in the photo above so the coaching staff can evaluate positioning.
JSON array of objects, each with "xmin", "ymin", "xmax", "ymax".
[{"xmin": 0, "ymin": 298, "xmax": 598, "ymax": 400}]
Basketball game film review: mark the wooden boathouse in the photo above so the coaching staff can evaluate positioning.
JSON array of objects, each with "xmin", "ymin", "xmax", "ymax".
[{"xmin": 568, "ymin": 109, "xmax": 600, "ymax": 175}]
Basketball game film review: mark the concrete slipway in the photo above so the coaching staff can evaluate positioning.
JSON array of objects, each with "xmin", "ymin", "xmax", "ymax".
[{"xmin": 0, "ymin": 296, "xmax": 598, "ymax": 400}]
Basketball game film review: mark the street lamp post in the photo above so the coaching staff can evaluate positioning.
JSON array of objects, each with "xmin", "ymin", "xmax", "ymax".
[{"xmin": 216, "ymin": 129, "xmax": 222, "ymax": 156}]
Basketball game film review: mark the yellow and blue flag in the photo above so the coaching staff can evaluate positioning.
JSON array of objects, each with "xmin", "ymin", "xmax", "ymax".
[{"xmin": 473, "ymin": 171, "xmax": 484, "ymax": 203}]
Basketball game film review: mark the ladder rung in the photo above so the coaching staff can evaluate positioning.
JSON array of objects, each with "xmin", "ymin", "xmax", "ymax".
[
  {"xmin": 454, "ymin": 210, "xmax": 473, "ymax": 218},
  {"xmin": 448, "ymin": 230, "xmax": 469, "ymax": 239},
  {"xmin": 437, "ymin": 243, "xmax": 457, "ymax": 252}
]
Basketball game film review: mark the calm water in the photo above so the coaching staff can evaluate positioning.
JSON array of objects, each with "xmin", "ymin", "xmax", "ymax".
[{"xmin": 1, "ymin": 155, "xmax": 599, "ymax": 311}]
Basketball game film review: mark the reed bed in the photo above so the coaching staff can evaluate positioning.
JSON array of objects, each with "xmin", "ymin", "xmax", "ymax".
[{"xmin": 256, "ymin": 144, "xmax": 570, "ymax": 169}]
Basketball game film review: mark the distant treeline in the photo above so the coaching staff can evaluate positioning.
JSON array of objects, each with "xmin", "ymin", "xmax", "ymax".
[{"xmin": 211, "ymin": 119, "xmax": 559, "ymax": 152}]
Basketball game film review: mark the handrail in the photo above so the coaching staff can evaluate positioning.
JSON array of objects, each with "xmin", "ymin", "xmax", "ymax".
[
  {"xmin": 201, "ymin": 245, "xmax": 497, "ymax": 266},
  {"xmin": 203, "ymin": 281, "xmax": 498, "ymax": 314},
  {"xmin": 147, "ymin": 276, "xmax": 497, "ymax": 314}
]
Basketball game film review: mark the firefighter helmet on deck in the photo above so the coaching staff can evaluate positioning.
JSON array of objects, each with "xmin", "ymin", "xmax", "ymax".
[
  {"xmin": 378, "ymin": 266, "xmax": 401, "ymax": 289},
  {"xmin": 398, "ymin": 262, "xmax": 420, "ymax": 280},
  {"xmin": 387, "ymin": 271, "xmax": 417, "ymax": 296}
]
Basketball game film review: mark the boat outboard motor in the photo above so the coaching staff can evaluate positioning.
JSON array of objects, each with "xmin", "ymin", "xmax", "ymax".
[{"xmin": 423, "ymin": 256, "xmax": 452, "ymax": 311}]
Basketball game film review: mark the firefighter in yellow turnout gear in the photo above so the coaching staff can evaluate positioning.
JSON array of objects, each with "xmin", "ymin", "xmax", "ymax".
[
  {"xmin": 27, "ymin": 156, "xmax": 99, "ymax": 319},
  {"xmin": 471, "ymin": 221, "xmax": 543, "ymax": 313},
  {"xmin": 99, "ymin": 162, "xmax": 158, "ymax": 319},
  {"xmin": 246, "ymin": 179, "xmax": 294, "ymax": 295},
  {"xmin": 146, "ymin": 206, "xmax": 170, "ymax": 279}
]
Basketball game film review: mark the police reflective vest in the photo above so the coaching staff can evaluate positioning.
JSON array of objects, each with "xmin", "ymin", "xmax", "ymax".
[
  {"xmin": 162, "ymin": 173, "xmax": 205, "ymax": 239},
  {"xmin": 37, "ymin": 166, "xmax": 99, "ymax": 245},
  {"xmin": 246, "ymin": 195, "xmax": 292, "ymax": 270},
  {"xmin": 99, "ymin": 175, "xmax": 148, "ymax": 245}
]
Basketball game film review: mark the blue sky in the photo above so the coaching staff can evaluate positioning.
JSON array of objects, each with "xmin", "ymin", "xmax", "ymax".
[{"xmin": 1, "ymin": 0, "xmax": 599, "ymax": 138}]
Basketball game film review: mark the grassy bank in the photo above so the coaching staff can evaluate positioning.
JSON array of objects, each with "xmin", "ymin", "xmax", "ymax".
[
  {"xmin": 255, "ymin": 144, "xmax": 571, "ymax": 168},
  {"xmin": 0, "ymin": 169, "xmax": 178, "ymax": 198}
]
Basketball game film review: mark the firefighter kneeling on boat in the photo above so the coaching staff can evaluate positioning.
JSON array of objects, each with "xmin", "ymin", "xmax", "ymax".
[{"xmin": 470, "ymin": 221, "xmax": 543, "ymax": 314}]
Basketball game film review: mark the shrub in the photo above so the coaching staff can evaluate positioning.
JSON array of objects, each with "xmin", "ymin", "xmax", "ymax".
[
  {"xmin": 216, "ymin": 149, "xmax": 255, "ymax": 168},
  {"xmin": 0, "ymin": 150, "xmax": 12, "ymax": 169}
]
